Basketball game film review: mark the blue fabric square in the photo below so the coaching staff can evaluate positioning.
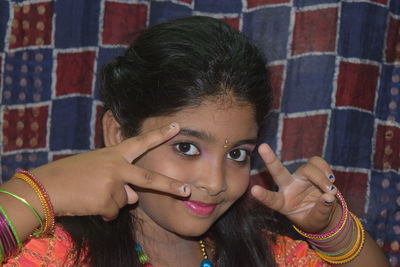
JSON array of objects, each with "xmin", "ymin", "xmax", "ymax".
[
  {"xmin": 50, "ymin": 97, "xmax": 92, "ymax": 150},
  {"xmin": 325, "ymin": 109, "xmax": 373, "ymax": 168},
  {"xmin": 1, "ymin": 152, "xmax": 48, "ymax": 182},
  {"xmin": 365, "ymin": 171, "xmax": 400, "ymax": 241},
  {"xmin": 0, "ymin": 1, "xmax": 9, "ymax": 52},
  {"xmin": 242, "ymin": 6, "xmax": 291, "ymax": 61},
  {"xmin": 282, "ymin": 55, "xmax": 335, "ymax": 113},
  {"xmin": 149, "ymin": 2, "xmax": 192, "ymax": 26},
  {"xmin": 94, "ymin": 47, "xmax": 126, "ymax": 100},
  {"xmin": 284, "ymin": 161, "xmax": 307, "ymax": 174},
  {"xmin": 338, "ymin": 2, "xmax": 387, "ymax": 62},
  {"xmin": 54, "ymin": 0, "xmax": 100, "ymax": 48},
  {"xmin": 376, "ymin": 65, "xmax": 400, "ymax": 122},
  {"xmin": 390, "ymin": 0, "xmax": 400, "ymax": 15},
  {"xmin": 294, "ymin": 0, "xmax": 339, "ymax": 7},
  {"xmin": 2, "ymin": 49, "xmax": 52, "ymax": 104},
  {"xmin": 195, "ymin": 0, "xmax": 242, "ymax": 13}
]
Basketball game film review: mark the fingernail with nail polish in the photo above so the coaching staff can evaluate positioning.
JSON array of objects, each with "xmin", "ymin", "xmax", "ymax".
[
  {"xmin": 324, "ymin": 201, "xmax": 333, "ymax": 206},
  {"xmin": 327, "ymin": 174, "xmax": 335, "ymax": 181},
  {"xmin": 179, "ymin": 185, "xmax": 189, "ymax": 194},
  {"xmin": 328, "ymin": 185, "xmax": 336, "ymax": 191}
]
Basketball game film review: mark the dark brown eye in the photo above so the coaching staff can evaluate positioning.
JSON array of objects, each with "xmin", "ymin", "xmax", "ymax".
[
  {"xmin": 227, "ymin": 149, "xmax": 248, "ymax": 162},
  {"xmin": 175, "ymin": 143, "xmax": 200, "ymax": 155}
]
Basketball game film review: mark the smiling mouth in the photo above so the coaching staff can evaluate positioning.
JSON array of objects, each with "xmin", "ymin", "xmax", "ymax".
[{"xmin": 182, "ymin": 200, "xmax": 217, "ymax": 216}]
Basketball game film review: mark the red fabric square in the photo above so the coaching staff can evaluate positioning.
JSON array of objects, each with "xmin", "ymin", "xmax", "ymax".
[
  {"xmin": 102, "ymin": 2, "xmax": 148, "ymax": 45},
  {"xmin": 247, "ymin": 0, "xmax": 290, "ymax": 9},
  {"xmin": 373, "ymin": 124, "xmax": 400, "ymax": 171},
  {"xmin": 335, "ymin": 61, "xmax": 379, "ymax": 111},
  {"xmin": 221, "ymin": 17, "xmax": 240, "ymax": 31},
  {"xmin": 292, "ymin": 8, "xmax": 338, "ymax": 55},
  {"xmin": 281, "ymin": 114, "xmax": 327, "ymax": 161},
  {"xmin": 2, "ymin": 106, "xmax": 48, "ymax": 152},
  {"xmin": 56, "ymin": 51, "xmax": 96, "ymax": 96},
  {"xmin": 268, "ymin": 64, "xmax": 284, "ymax": 110},
  {"xmin": 385, "ymin": 17, "xmax": 400, "ymax": 63},
  {"xmin": 333, "ymin": 170, "xmax": 368, "ymax": 217},
  {"xmin": 94, "ymin": 104, "xmax": 105, "ymax": 149},
  {"xmin": 8, "ymin": 2, "xmax": 53, "ymax": 49},
  {"xmin": 371, "ymin": 0, "xmax": 387, "ymax": 4}
]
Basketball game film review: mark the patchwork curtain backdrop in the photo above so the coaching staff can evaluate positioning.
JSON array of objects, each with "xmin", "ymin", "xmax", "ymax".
[{"xmin": 0, "ymin": 0, "xmax": 399, "ymax": 265}]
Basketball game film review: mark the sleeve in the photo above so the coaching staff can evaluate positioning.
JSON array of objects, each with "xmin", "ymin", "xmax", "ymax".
[
  {"xmin": 272, "ymin": 235, "xmax": 331, "ymax": 267},
  {"xmin": 3, "ymin": 226, "xmax": 79, "ymax": 267}
]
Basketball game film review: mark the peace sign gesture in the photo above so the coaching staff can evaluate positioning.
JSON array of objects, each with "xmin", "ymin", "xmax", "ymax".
[{"xmin": 251, "ymin": 144, "xmax": 339, "ymax": 233}]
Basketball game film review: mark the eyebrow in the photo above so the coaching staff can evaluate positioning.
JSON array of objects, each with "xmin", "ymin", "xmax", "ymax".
[
  {"xmin": 178, "ymin": 127, "xmax": 257, "ymax": 147},
  {"xmin": 179, "ymin": 128, "xmax": 216, "ymax": 142}
]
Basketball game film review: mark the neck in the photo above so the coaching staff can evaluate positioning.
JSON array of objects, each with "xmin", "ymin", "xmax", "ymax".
[{"xmin": 132, "ymin": 208, "xmax": 206, "ymax": 266}]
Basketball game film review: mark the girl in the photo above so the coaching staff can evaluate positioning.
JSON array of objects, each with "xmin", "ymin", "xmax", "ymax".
[{"xmin": 0, "ymin": 16, "xmax": 389, "ymax": 266}]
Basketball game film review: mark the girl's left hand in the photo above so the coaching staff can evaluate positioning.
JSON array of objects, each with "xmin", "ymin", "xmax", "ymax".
[{"xmin": 251, "ymin": 143, "xmax": 339, "ymax": 233}]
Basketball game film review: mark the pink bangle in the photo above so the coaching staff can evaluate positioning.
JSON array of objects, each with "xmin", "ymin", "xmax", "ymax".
[
  {"xmin": 308, "ymin": 212, "xmax": 353, "ymax": 249},
  {"xmin": 293, "ymin": 191, "xmax": 348, "ymax": 240},
  {"xmin": 0, "ymin": 208, "xmax": 18, "ymax": 260}
]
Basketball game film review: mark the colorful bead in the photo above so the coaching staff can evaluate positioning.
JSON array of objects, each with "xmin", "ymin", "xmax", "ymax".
[
  {"xmin": 135, "ymin": 240, "xmax": 213, "ymax": 266},
  {"xmin": 201, "ymin": 258, "xmax": 213, "ymax": 267}
]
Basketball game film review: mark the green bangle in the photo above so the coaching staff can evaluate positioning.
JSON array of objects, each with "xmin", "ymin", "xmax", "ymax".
[
  {"xmin": 0, "ymin": 189, "xmax": 44, "ymax": 237},
  {"xmin": 318, "ymin": 227, "xmax": 356, "ymax": 256},
  {"xmin": 0, "ymin": 206, "xmax": 21, "ymax": 249}
]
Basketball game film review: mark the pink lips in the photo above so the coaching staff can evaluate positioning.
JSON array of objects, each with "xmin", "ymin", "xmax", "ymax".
[{"xmin": 182, "ymin": 200, "xmax": 217, "ymax": 216}]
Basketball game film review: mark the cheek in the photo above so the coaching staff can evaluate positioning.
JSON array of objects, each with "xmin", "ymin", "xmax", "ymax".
[{"xmin": 226, "ymin": 167, "xmax": 251, "ymax": 197}]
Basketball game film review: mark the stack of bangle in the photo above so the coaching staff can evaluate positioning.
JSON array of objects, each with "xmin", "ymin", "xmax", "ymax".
[
  {"xmin": 293, "ymin": 191, "xmax": 365, "ymax": 264},
  {"xmin": 0, "ymin": 169, "xmax": 55, "ymax": 262},
  {"xmin": 12, "ymin": 169, "xmax": 55, "ymax": 236},
  {"xmin": 0, "ymin": 205, "xmax": 21, "ymax": 261}
]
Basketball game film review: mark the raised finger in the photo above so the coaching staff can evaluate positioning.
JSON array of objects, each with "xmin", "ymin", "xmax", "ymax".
[
  {"xmin": 307, "ymin": 156, "xmax": 335, "ymax": 183},
  {"xmin": 117, "ymin": 123, "xmax": 180, "ymax": 163},
  {"xmin": 119, "ymin": 164, "xmax": 191, "ymax": 197},
  {"xmin": 258, "ymin": 143, "xmax": 293, "ymax": 187},
  {"xmin": 294, "ymin": 162, "xmax": 337, "ymax": 195}
]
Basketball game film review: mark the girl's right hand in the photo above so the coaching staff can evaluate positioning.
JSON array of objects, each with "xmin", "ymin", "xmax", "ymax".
[{"xmin": 28, "ymin": 122, "xmax": 190, "ymax": 221}]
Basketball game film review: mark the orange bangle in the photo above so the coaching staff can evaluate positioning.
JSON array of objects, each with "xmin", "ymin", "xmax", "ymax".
[{"xmin": 12, "ymin": 170, "xmax": 55, "ymax": 236}]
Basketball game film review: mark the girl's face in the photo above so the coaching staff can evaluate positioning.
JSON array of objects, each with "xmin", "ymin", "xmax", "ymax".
[{"xmin": 133, "ymin": 99, "xmax": 258, "ymax": 239}]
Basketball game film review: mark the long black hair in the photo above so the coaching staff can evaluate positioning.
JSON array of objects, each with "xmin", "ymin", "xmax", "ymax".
[{"xmin": 58, "ymin": 16, "xmax": 287, "ymax": 267}]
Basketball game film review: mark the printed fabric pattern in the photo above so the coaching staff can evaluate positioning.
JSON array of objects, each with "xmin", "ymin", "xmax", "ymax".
[{"xmin": 4, "ymin": 226, "xmax": 329, "ymax": 267}]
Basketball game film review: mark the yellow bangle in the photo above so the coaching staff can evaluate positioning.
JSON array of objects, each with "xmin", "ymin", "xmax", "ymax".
[
  {"xmin": 316, "ymin": 213, "xmax": 365, "ymax": 264},
  {"xmin": 12, "ymin": 172, "xmax": 55, "ymax": 236}
]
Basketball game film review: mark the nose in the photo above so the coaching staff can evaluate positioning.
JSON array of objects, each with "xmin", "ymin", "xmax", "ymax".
[{"xmin": 193, "ymin": 160, "xmax": 227, "ymax": 196}]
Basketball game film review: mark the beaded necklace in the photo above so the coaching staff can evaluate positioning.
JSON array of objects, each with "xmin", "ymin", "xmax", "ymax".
[{"xmin": 135, "ymin": 240, "xmax": 213, "ymax": 267}]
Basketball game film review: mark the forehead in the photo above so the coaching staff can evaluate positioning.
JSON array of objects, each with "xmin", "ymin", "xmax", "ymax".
[{"xmin": 141, "ymin": 99, "xmax": 257, "ymax": 140}]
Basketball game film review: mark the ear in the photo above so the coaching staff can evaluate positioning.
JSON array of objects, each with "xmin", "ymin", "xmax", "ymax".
[{"xmin": 102, "ymin": 110, "xmax": 123, "ymax": 147}]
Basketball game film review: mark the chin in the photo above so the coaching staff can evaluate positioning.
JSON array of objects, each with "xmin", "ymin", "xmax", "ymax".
[{"xmin": 170, "ymin": 221, "xmax": 215, "ymax": 238}]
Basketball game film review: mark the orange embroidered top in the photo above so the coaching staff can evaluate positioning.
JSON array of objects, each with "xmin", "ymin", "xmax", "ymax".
[{"xmin": 4, "ymin": 226, "xmax": 330, "ymax": 267}]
